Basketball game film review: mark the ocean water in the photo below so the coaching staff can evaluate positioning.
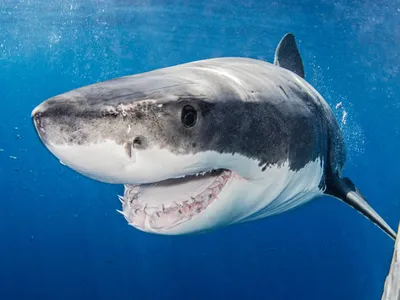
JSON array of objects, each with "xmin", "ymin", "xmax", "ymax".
[{"xmin": 1, "ymin": 0, "xmax": 399, "ymax": 299}]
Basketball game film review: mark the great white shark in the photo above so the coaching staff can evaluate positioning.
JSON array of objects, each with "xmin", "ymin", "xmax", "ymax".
[{"xmin": 32, "ymin": 33, "xmax": 396, "ymax": 239}]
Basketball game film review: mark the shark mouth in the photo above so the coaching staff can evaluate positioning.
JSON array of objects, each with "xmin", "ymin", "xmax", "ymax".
[{"xmin": 118, "ymin": 169, "xmax": 232, "ymax": 231}]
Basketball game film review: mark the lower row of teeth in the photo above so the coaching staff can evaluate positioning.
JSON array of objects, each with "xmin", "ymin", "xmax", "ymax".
[{"xmin": 117, "ymin": 172, "xmax": 231, "ymax": 229}]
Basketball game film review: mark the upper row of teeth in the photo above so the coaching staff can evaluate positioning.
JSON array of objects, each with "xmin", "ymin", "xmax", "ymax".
[
  {"xmin": 119, "ymin": 169, "xmax": 229, "ymax": 206},
  {"xmin": 174, "ymin": 169, "xmax": 221, "ymax": 179},
  {"xmin": 125, "ymin": 175, "xmax": 226, "ymax": 204},
  {"xmin": 119, "ymin": 171, "xmax": 229, "ymax": 207}
]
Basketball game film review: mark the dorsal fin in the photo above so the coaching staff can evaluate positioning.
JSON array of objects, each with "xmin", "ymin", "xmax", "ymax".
[{"xmin": 274, "ymin": 33, "xmax": 305, "ymax": 78}]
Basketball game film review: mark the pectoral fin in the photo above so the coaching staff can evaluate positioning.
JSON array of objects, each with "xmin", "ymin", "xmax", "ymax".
[{"xmin": 325, "ymin": 176, "xmax": 396, "ymax": 241}]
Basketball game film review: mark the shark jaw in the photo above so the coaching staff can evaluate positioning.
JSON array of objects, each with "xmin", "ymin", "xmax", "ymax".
[
  {"xmin": 118, "ymin": 169, "xmax": 234, "ymax": 233},
  {"xmin": 115, "ymin": 156, "xmax": 325, "ymax": 235}
]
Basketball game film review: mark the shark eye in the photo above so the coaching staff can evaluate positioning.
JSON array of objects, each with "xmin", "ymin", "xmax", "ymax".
[{"xmin": 181, "ymin": 105, "xmax": 197, "ymax": 128}]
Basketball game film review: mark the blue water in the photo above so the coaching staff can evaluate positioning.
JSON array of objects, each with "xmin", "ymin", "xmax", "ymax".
[{"xmin": 1, "ymin": 1, "xmax": 399, "ymax": 299}]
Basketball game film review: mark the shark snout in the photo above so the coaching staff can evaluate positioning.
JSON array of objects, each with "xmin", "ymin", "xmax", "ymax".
[
  {"xmin": 31, "ymin": 98, "xmax": 64, "ymax": 144},
  {"xmin": 32, "ymin": 99, "xmax": 47, "ymax": 130},
  {"xmin": 31, "ymin": 100, "xmax": 47, "ymax": 118},
  {"xmin": 32, "ymin": 104, "xmax": 48, "ymax": 144}
]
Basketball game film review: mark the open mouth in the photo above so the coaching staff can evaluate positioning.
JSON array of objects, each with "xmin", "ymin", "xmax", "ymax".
[{"xmin": 118, "ymin": 169, "xmax": 232, "ymax": 231}]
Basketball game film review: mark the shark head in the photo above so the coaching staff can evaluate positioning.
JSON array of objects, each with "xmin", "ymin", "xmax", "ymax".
[{"xmin": 31, "ymin": 56, "xmax": 326, "ymax": 235}]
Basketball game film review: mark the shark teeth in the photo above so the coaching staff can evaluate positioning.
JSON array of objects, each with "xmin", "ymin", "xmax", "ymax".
[
  {"xmin": 172, "ymin": 169, "xmax": 222, "ymax": 178},
  {"xmin": 116, "ymin": 209, "xmax": 125, "ymax": 216},
  {"xmin": 117, "ymin": 169, "xmax": 232, "ymax": 231},
  {"xmin": 195, "ymin": 169, "xmax": 219, "ymax": 176}
]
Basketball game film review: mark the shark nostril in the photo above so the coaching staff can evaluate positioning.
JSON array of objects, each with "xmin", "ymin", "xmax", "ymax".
[
  {"xmin": 124, "ymin": 136, "xmax": 146, "ymax": 159},
  {"xmin": 133, "ymin": 136, "xmax": 142, "ymax": 146},
  {"xmin": 132, "ymin": 136, "xmax": 147, "ymax": 149}
]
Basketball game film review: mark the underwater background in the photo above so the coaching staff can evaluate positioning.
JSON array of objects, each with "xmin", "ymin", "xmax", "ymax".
[{"xmin": 1, "ymin": 0, "xmax": 399, "ymax": 299}]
